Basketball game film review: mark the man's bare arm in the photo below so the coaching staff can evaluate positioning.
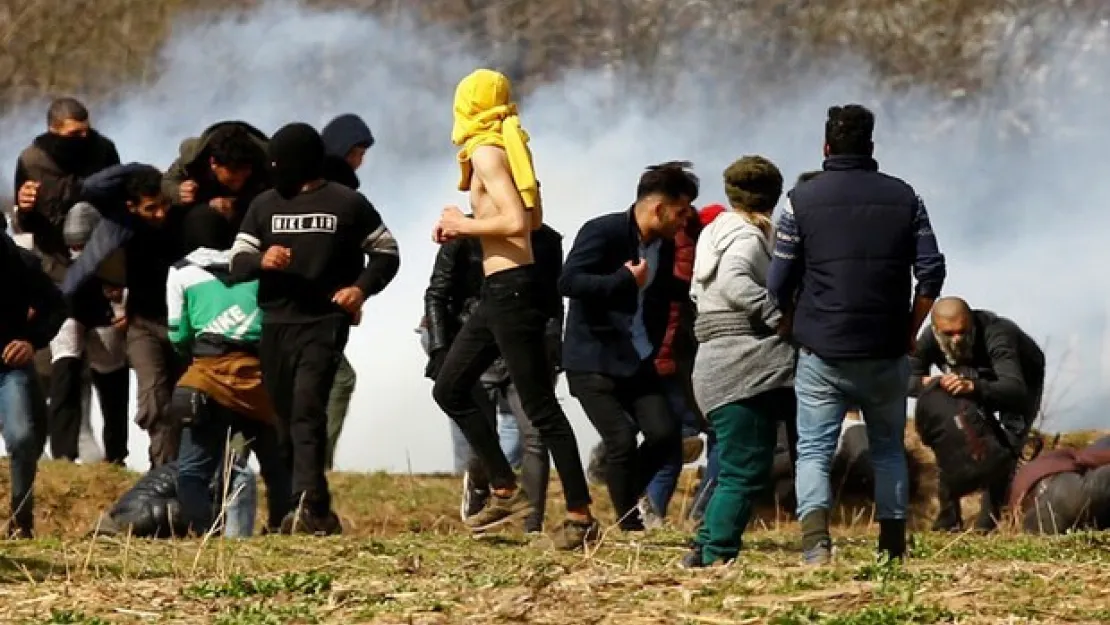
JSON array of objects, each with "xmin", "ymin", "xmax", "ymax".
[{"xmin": 458, "ymin": 146, "xmax": 527, "ymax": 238}]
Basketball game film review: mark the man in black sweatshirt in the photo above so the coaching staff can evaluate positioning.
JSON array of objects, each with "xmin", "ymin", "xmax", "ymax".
[
  {"xmin": 320, "ymin": 113, "xmax": 375, "ymax": 469},
  {"xmin": 0, "ymin": 232, "xmax": 67, "ymax": 537},
  {"xmin": 230, "ymin": 123, "xmax": 399, "ymax": 535}
]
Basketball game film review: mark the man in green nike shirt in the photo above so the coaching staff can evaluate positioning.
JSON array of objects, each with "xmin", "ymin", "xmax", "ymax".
[{"xmin": 167, "ymin": 246, "xmax": 292, "ymax": 535}]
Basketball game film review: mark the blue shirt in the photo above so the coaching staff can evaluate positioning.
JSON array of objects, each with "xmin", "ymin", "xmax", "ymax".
[{"xmin": 630, "ymin": 238, "xmax": 662, "ymax": 360}]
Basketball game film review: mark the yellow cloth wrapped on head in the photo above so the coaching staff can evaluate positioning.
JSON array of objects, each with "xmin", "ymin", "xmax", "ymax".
[{"xmin": 451, "ymin": 69, "xmax": 540, "ymax": 209}]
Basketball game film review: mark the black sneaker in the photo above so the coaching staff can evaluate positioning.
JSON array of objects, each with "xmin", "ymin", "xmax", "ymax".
[
  {"xmin": 680, "ymin": 544, "xmax": 705, "ymax": 569},
  {"xmin": 459, "ymin": 471, "xmax": 490, "ymax": 521},
  {"xmin": 280, "ymin": 510, "xmax": 342, "ymax": 536},
  {"xmin": 464, "ymin": 488, "xmax": 533, "ymax": 532}
]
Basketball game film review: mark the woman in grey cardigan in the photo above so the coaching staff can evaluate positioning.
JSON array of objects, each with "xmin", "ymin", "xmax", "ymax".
[{"xmin": 683, "ymin": 156, "xmax": 797, "ymax": 568}]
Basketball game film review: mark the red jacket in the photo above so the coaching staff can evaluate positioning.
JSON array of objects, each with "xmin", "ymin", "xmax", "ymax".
[{"xmin": 654, "ymin": 216, "xmax": 702, "ymax": 376}]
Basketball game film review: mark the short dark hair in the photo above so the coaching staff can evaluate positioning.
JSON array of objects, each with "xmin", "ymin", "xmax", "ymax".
[
  {"xmin": 825, "ymin": 104, "xmax": 874, "ymax": 156},
  {"xmin": 123, "ymin": 166, "xmax": 165, "ymax": 204},
  {"xmin": 636, "ymin": 161, "xmax": 699, "ymax": 202},
  {"xmin": 47, "ymin": 97, "xmax": 89, "ymax": 128},
  {"xmin": 208, "ymin": 126, "xmax": 259, "ymax": 168}
]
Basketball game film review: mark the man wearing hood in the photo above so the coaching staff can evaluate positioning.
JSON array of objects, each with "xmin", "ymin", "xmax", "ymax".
[
  {"xmin": 321, "ymin": 113, "xmax": 374, "ymax": 191},
  {"xmin": 318, "ymin": 113, "xmax": 375, "ymax": 469},
  {"xmin": 163, "ymin": 122, "xmax": 270, "ymax": 254},
  {"xmin": 560, "ymin": 161, "xmax": 695, "ymax": 532},
  {"xmin": 45, "ymin": 203, "xmax": 130, "ymax": 464},
  {"xmin": 62, "ymin": 163, "xmax": 185, "ymax": 467},
  {"xmin": 432, "ymin": 69, "xmax": 596, "ymax": 549},
  {"xmin": 230, "ymin": 123, "xmax": 399, "ymax": 534},
  {"xmin": 0, "ymin": 232, "xmax": 67, "ymax": 537}
]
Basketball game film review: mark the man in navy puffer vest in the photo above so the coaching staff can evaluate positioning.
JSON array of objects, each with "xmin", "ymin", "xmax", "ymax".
[{"xmin": 767, "ymin": 104, "xmax": 947, "ymax": 564}]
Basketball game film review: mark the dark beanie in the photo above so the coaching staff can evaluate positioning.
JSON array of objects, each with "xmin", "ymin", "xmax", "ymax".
[
  {"xmin": 268, "ymin": 123, "xmax": 326, "ymax": 198},
  {"xmin": 723, "ymin": 156, "xmax": 783, "ymax": 214}
]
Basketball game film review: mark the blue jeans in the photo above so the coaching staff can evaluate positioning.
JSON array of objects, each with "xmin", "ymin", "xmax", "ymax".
[
  {"xmin": 794, "ymin": 350, "xmax": 910, "ymax": 521},
  {"xmin": 0, "ymin": 367, "xmax": 45, "ymax": 530},
  {"xmin": 175, "ymin": 388, "xmax": 292, "ymax": 534},
  {"xmin": 222, "ymin": 458, "xmax": 258, "ymax": 538},
  {"xmin": 449, "ymin": 382, "xmax": 524, "ymax": 474},
  {"xmin": 644, "ymin": 376, "xmax": 701, "ymax": 517}
]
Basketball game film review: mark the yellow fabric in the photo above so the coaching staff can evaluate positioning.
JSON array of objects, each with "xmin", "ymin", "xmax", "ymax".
[{"xmin": 451, "ymin": 69, "xmax": 540, "ymax": 209}]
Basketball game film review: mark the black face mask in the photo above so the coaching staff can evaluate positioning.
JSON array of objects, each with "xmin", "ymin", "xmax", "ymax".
[
  {"xmin": 40, "ymin": 132, "xmax": 95, "ymax": 172},
  {"xmin": 268, "ymin": 160, "xmax": 321, "ymax": 200}
]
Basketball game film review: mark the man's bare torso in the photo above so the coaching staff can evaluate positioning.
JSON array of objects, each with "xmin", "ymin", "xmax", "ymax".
[{"xmin": 469, "ymin": 153, "xmax": 535, "ymax": 277}]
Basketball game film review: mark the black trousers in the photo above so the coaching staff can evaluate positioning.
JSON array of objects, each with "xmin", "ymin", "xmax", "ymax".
[
  {"xmin": 432, "ymin": 265, "xmax": 591, "ymax": 510},
  {"xmin": 48, "ymin": 358, "xmax": 129, "ymax": 464},
  {"xmin": 260, "ymin": 317, "xmax": 349, "ymax": 516},
  {"xmin": 465, "ymin": 378, "xmax": 551, "ymax": 531},
  {"xmin": 567, "ymin": 363, "xmax": 681, "ymax": 529}
]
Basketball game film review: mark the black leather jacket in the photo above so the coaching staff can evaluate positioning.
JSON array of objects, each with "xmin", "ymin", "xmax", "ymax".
[
  {"xmin": 423, "ymin": 224, "xmax": 565, "ymax": 378},
  {"xmin": 102, "ymin": 462, "xmax": 190, "ymax": 538}
]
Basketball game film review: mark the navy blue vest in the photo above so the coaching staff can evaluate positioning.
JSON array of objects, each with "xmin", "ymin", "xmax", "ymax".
[{"xmin": 789, "ymin": 154, "xmax": 919, "ymax": 359}]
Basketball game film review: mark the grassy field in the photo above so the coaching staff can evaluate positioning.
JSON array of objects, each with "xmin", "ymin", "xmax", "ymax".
[{"xmin": 2, "ymin": 449, "xmax": 1110, "ymax": 625}]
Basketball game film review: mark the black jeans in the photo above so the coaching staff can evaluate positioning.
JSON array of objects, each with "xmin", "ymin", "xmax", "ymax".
[
  {"xmin": 433, "ymin": 265, "xmax": 591, "ymax": 510},
  {"xmin": 260, "ymin": 317, "xmax": 349, "ymax": 516},
  {"xmin": 567, "ymin": 363, "xmax": 681, "ymax": 529},
  {"xmin": 48, "ymin": 359, "xmax": 129, "ymax": 464},
  {"xmin": 173, "ymin": 386, "xmax": 293, "ymax": 533},
  {"xmin": 466, "ymin": 379, "xmax": 551, "ymax": 531}
]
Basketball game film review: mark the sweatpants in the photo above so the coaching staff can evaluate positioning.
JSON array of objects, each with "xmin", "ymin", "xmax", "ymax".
[
  {"xmin": 696, "ymin": 388, "xmax": 795, "ymax": 565},
  {"xmin": 260, "ymin": 317, "xmax": 349, "ymax": 516}
]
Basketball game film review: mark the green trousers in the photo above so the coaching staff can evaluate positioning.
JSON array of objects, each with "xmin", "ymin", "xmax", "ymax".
[
  {"xmin": 696, "ymin": 387, "xmax": 794, "ymax": 565},
  {"xmin": 325, "ymin": 354, "xmax": 357, "ymax": 470}
]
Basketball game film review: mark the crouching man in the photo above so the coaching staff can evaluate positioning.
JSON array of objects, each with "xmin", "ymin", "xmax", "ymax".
[
  {"xmin": 910, "ymin": 296, "xmax": 1045, "ymax": 532},
  {"xmin": 167, "ymin": 245, "xmax": 293, "ymax": 535}
]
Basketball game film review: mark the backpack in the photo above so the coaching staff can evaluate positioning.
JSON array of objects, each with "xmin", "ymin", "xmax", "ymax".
[{"xmin": 914, "ymin": 380, "xmax": 1014, "ymax": 498}]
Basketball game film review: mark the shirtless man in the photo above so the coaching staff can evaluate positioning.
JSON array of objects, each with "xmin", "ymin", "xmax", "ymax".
[{"xmin": 431, "ymin": 69, "xmax": 596, "ymax": 549}]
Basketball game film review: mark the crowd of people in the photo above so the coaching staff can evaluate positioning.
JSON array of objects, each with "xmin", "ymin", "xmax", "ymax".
[{"xmin": 1, "ymin": 67, "xmax": 1054, "ymax": 564}]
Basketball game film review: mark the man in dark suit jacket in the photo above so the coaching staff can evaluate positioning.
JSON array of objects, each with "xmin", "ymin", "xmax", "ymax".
[{"xmin": 560, "ymin": 161, "xmax": 698, "ymax": 531}]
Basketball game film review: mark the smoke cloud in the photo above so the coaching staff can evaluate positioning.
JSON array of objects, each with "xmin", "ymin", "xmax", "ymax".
[{"xmin": 1, "ymin": 3, "xmax": 1106, "ymax": 472}]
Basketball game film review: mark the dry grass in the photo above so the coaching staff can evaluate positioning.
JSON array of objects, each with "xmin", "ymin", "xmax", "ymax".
[{"xmin": 3, "ymin": 447, "xmax": 1110, "ymax": 624}]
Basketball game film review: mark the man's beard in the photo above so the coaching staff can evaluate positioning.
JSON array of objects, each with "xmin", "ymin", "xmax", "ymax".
[{"xmin": 933, "ymin": 325, "xmax": 976, "ymax": 367}]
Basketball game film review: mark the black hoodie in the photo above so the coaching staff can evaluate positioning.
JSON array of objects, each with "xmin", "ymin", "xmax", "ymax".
[
  {"xmin": 0, "ymin": 234, "xmax": 67, "ymax": 368},
  {"xmin": 320, "ymin": 114, "xmax": 374, "ymax": 190}
]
